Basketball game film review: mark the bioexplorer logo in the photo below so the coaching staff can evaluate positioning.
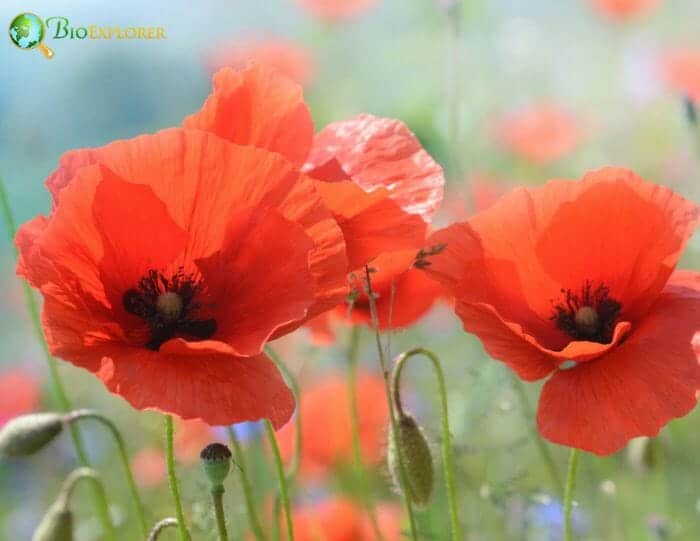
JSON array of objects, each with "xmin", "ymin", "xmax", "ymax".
[{"xmin": 8, "ymin": 12, "xmax": 167, "ymax": 59}]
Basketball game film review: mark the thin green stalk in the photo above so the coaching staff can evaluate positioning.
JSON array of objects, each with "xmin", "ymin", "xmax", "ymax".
[
  {"xmin": 227, "ymin": 426, "xmax": 266, "ymax": 541},
  {"xmin": 264, "ymin": 419, "xmax": 294, "ymax": 541},
  {"xmin": 0, "ymin": 172, "xmax": 115, "ymax": 539},
  {"xmin": 165, "ymin": 415, "xmax": 190, "ymax": 541},
  {"xmin": 58, "ymin": 467, "xmax": 115, "ymax": 538},
  {"xmin": 563, "ymin": 448, "xmax": 581, "ymax": 541},
  {"xmin": 147, "ymin": 518, "xmax": 179, "ymax": 541},
  {"xmin": 211, "ymin": 485, "xmax": 229, "ymax": 541},
  {"xmin": 511, "ymin": 378, "xmax": 564, "ymax": 497},
  {"xmin": 446, "ymin": 1, "xmax": 465, "ymax": 181},
  {"xmin": 392, "ymin": 348, "xmax": 463, "ymax": 541},
  {"xmin": 265, "ymin": 346, "xmax": 302, "ymax": 482},
  {"xmin": 66, "ymin": 409, "xmax": 148, "ymax": 536},
  {"xmin": 346, "ymin": 326, "xmax": 384, "ymax": 541},
  {"xmin": 363, "ymin": 266, "xmax": 419, "ymax": 540}
]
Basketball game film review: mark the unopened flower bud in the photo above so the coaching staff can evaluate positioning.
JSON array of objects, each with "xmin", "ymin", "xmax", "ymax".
[
  {"xmin": 200, "ymin": 443, "xmax": 232, "ymax": 488},
  {"xmin": 32, "ymin": 501, "xmax": 73, "ymax": 541},
  {"xmin": 627, "ymin": 436, "xmax": 661, "ymax": 474},
  {"xmin": 388, "ymin": 413, "xmax": 434, "ymax": 508},
  {"xmin": 0, "ymin": 413, "xmax": 64, "ymax": 457}
]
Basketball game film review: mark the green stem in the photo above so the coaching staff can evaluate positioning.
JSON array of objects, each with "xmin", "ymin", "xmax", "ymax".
[
  {"xmin": 165, "ymin": 415, "xmax": 190, "ymax": 541},
  {"xmin": 563, "ymin": 448, "xmax": 581, "ymax": 541},
  {"xmin": 511, "ymin": 378, "xmax": 564, "ymax": 497},
  {"xmin": 58, "ymin": 467, "xmax": 115, "ymax": 537},
  {"xmin": 446, "ymin": 1, "xmax": 465, "ymax": 181},
  {"xmin": 0, "ymin": 172, "xmax": 115, "ymax": 540},
  {"xmin": 227, "ymin": 426, "xmax": 267, "ymax": 541},
  {"xmin": 392, "ymin": 348, "xmax": 463, "ymax": 541},
  {"xmin": 147, "ymin": 518, "xmax": 179, "ymax": 541},
  {"xmin": 363, "ymin": 266, "xmax": 419, "ymax": 541},
  {"xmin": 211, "ymin": 485, "xmax": 229, "ymax": 541},
  {"xmin": 264, "ymin": 346, "xmax": 302, "ymax": 482},
  {"xmin": 65, "ymin": 409, "xmax": 149, "ymax": 536},
  {"xmin": 264, "ymin": 419, "xmax": 294, "ymax": 541},
  {"xmin": 346, "ymin": 326, "xmax": 384, "ymax": 541}
]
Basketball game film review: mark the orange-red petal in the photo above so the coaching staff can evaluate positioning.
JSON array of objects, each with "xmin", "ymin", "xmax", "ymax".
[
  {"xmin": 537, "ymin": 271, "xmax": 700, "ymax": 455},
  {"xmin": 182, "ymin": 64, "xmax": 314, "ymax": 166}
]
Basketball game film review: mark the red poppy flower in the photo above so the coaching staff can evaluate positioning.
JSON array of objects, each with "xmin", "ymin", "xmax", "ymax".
[
  {"xmin": 282, "ymin": 498, "xmax": 402, "ymax": 541},
  {"xmin": 17, "ymin": 122, "xmax": 349, "ymax": 427},
  {"xmin": 424, "ymin": 168, "xmax": 699, "ymax": 455},
  {"xmin": 294, "ymin": 0, "xmax": 378, "ymax": 21},
  {"xmin": 659, "ymin": 48, "xmax": 700, "ymax": 102},
  {"xmin": 0, "ymin": 370, "xmax": 40, "ymax": 426},
  {"xmin": 207, "ymin": 38, "xmax": 314, "ymax": 86},
  {"xmin": 495, "ymin": 105, "xmax": 581, "ymax": 164},
  {"xmin": 588, "ymin": 0, "xmax": 662, "ymax": 21},
  {"xmin": 277, "ymin": 372, "xmax": 388, "ymax": 477}
]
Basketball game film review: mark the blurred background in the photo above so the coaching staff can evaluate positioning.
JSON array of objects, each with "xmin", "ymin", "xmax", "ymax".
[{"xmin": 1, "ymin": 0, "xmax": 699, "ymax": 539}]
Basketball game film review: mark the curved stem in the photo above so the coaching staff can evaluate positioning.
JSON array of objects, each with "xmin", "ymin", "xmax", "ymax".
[
  {"xmin": 264, "ymin": 419, "xmax": 294, "ymax": 541},
  {"xmin": 165, "ymin": 415, "xmax": 190, "ymax": 541},
  {"xmin": 392, "ymin": 348, "xmax": 463, "ymax": 541},
  {"xmin": 265, "ymin": 346, "xmax": 302, "ymax": 482},
  {"xmin": 211, "ymin": 486, "xmax": 229, "ymax": 541},
  {"xmin": 510, "ymin": 378, "xmax": 564, "ymax": 497},
  {"xmin": 65, "ymin": 409, "xmax": 149, "ymax": 536},
  {"xmin": 363, "ymin": 266, "xmax": 419, "ymax": 540},
  {"xmin": 563, "ymin": 448, "xmax": 581, "ymax": 541},
  {"xmin": 0, "ymin": 172, "xmax": 114, "ymax": 540},
  {"xmin": 58, "ymin": 468, "xmax": 115, "ymax": 536},
  {"xmin": 147, "ymin": 518, "xmax": 179, "ymax": 541},
  {"xmin": 346, "ymin": 326, "xmax": 384, "ymax": 540},
  {"xmin": 227, "ymin": 426, "xmax": 266, "ymax": 541}
]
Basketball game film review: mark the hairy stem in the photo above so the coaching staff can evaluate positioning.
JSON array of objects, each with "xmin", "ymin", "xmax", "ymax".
[
  {"xmin": 211, "ymin": 485, "xmax": 229, "ymax": 541},
  {"xmin": 264, "ymin": 419, "xmax": 294, "ymax": 541},
  {"xmin": 392, "ymin": 348, "xmax": 463, "ymax": 541},
  {"xmin": 563, "ymin": 448, "xmax": 581, "ymax": 541},
  {"xmin": 165, "ymin": 415, "xmax": 190, "ymax": 541},
  {"xmin": 227, "ymin": 426, "xmax": 266, "ymax": 541},
  {"xmin": 147, "ymin": 518, "xmax": 179, "ymax": 541}
]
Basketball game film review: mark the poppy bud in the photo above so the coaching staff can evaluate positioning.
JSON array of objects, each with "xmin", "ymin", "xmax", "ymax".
[
  {"xmin": 32, "ymin": 501, "xmax": 73, "ymax": 541},
  {"xmin": 387, "ymin": 413, "xmax": 434, "ymax": 508},
  {"xmin": 200, "ymin": 442, "xmax": 232, "ymax": 488},
  {"xmin": 0, "ymin": 413, "xmax": 64, "ymax": 457},
  {"xmin": 627, "ymin": 436, "xmax": 661, "ymax": 474},
  {"xmin": 684, "ymin": 96, "xmax": 697, "ymax": 125}
]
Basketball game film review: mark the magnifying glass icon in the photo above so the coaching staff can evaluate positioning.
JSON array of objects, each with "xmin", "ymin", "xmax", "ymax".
[{"xmin": 8, "ymin": 13, "xmax": 55, "ymax": 59}]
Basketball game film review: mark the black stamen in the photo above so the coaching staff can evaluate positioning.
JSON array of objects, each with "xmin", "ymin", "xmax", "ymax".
[
  {"xmin": 122, "ymin": 268, "xmax": 216, "ymax": 351},
  {"xmin": 551, "ymin": 280, "xmax": 621, "ymax": 344}
]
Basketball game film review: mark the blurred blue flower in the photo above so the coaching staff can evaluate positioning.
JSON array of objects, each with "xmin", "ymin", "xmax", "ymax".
[
  {"xmin": 528, "ymin": 496, "xmax": 588, "ymax": 541},
  {"xmin": 212, "ymin": 420, "xmax": 263, "ymax": 443}
]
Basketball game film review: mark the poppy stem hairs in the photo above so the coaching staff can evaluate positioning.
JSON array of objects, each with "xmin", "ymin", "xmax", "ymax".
[
  {"xmin": 392, "ymin": 348, "xmax": 463, "ymax": 541},
  {"xmin": 0, "ymin": 170, "xmax": 115, "ymax": 539},
  {"xmin": 227, "ymin": 427, "xmax": 266, "ymax": 541},
  {"xmin": 64, "ymin": 409, "xmax": 149, "ymax": 536},
  {"xmin": 264, "ymin": 418, "xmax": 295, "ymax": 541},
  {"xmin": 510, "ymin": 377, "xmax": 564, "ymax": 497},
  {"xmin": 563, "ymin": 448, "xmax": 581, "ymax": 541},
  {"xmin": 146, "ymin": 518, "xmax": 179, "ymax": 541},
  {"xmin": 165, "ymin": 415, "xmax": 191, "ymax": 541},
  {"xmin": 346, "ymin": 326, "xmax": 384, "ymax": 540},
  {"xmin": 363, "ymin": 265, "xmax": 420, "ymax": 540}
]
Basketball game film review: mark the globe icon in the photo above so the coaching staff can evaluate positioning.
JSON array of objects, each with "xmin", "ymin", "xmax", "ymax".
[{"xmin": 8, "ymin": 13, "xmax": 54, "ymax": 58}]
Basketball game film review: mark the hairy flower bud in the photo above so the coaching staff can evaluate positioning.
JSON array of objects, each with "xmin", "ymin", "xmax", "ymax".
[
  {"xmin": 387, "ymin": 413, "xmax": 434, "ymax": 507},
  {"xmin": 0, "ymin": 413, "xmax": 64, "ymax": 457},
  {"xmin": 32, "ymin": 501, "xmax": 73, "ymax": 541},
  {"xmin": 200, "ymin": 442, "xmax": 232, "ymax": 488}
]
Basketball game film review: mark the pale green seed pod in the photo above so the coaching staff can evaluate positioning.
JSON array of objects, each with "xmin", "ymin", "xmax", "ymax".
[
  {"xmin": 0, "ymin": 413, "xmax": 64, "ymax": 457},
  {"xmin": 32, "ymin": 501, "xmax": 73, "ymax": 541},
  {"xmin": 200, "ymin": 443, "xmax": 232, "ymax": 488},
  {"xmin": 387, "ymin": 413, "xmax": 434, "ymax": 508}
]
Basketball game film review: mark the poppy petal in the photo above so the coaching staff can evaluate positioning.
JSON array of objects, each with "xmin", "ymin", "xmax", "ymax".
[
  {"xmin": 196, "ymin": 207, "xmax": 316, "ymax": 356},
  {"xmin": 305, "ymin": 113, "xmax": 444, "ymax": 222},
  {"xmin": 537, "ymin": 271, "xmax": 700, "ymax": 455},
  {"xmin": 183, "ymin": 64, "xmax": 314, "ymax": 166}
]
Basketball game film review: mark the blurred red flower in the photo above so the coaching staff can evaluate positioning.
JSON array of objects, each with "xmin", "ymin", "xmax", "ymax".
[
  {"xmin": 207, "ymin": 38, "xmax": 314, "ymax": 86},
  {"xmin": 281, "ymin": 498, "xmax": 402, "ymax": 541},
  {"xmin": 0, "ymin": 370, "xmax": 40, "ymax": 426},
  {"xmin": 588, "ymin": 0, "xmax": 662, "ymax": 21},
  {"xmin": 294, "ymin": 0, "xmax": 378, "ymax": 21},
  {"xmin": 277, "ymin": 372, "xmax": 388, "ymax": 477},
  {"xmin": 16, "ymin": 66, "xmax": 355, "ymax": 427},
  {"xmin": 495, "ymin": 104, "xmax": 581, "ymax": 164},
  {"xmin": 131, "ymin": 447, "xmax": 167, "ymax": 488},
  {"xmin": 425, "ymin": 168, "xmax": 699, "ymax": 455},
  {"xmin": 659, "ymin": 48, "xmax": 700, "ymax": 102}
]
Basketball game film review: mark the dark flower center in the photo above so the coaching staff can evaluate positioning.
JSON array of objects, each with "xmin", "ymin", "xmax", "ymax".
[
  {"xmin": 123, "ymin": 268, "xmax": 217, "ymax": 351},
  {"xmin": 551, "ymin": 281, "xmax": 621, "ymax": 344}
]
